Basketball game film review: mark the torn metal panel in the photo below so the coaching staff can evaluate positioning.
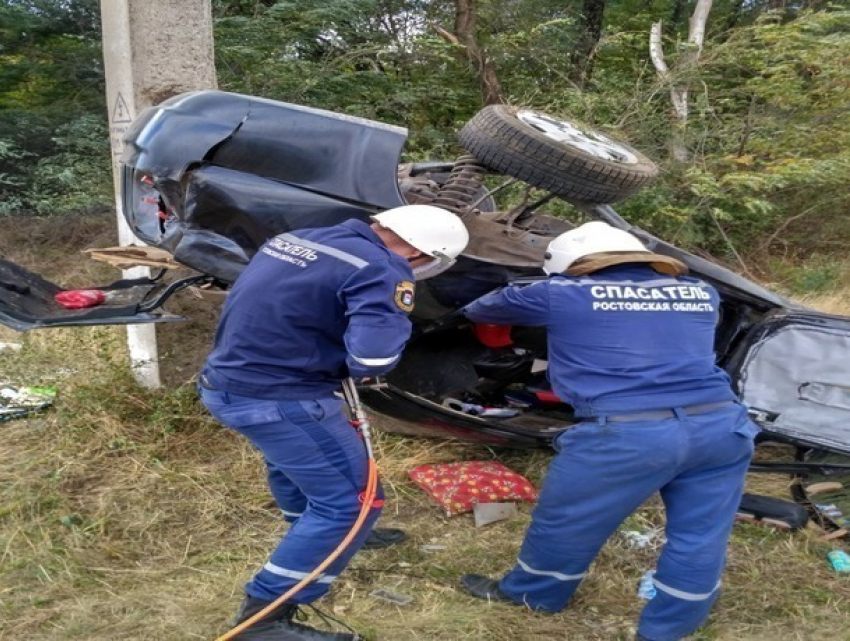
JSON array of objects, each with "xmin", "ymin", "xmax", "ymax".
[{"xmin": 0, "ymin": 258, "xmax": 186, "ymax": 331}]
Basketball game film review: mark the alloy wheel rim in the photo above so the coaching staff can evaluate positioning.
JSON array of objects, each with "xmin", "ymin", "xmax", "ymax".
[{"xmin": 517, "ymin": 110, "xmax": 640, "ymax": 165}]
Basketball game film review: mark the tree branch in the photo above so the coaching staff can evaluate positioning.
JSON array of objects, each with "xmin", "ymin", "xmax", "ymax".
[
  {"xmin": 707, "ymin": 210, "xmax": 754, "ymax": 278},
  {"xmin": 430, "ymin": 1, "xmax": 503, "ymax": 105},
  {"xmin": 649, "ymin": 22, "xmax": 670, "ymax": 77},
  {"xmin": 431, "ymin": 22, "xmax": 459, "ymax": 46}
]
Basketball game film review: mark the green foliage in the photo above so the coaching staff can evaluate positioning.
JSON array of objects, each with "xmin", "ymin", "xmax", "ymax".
[
  {"xmin": 0, "ymin": 0, "xmax": 109, "ymax": 215},
  {"xmin": 0, "ymin": 106, "xmax": 113, "ymax": 215},
  {"xmin": 663, "ymin": 10, "xmax": 850, "ymax": 259},
  {"xmin": 511, "ymin": 8, "xmax": 850, "ymax": 265},
  {"xmin": 766, "ymin": 254, "xmax": 846, "ymax": 296},
  {"xmin": 0, "ymin": 137, "xmax": 28, "ymax": 214},
  {"xmin": 0, "ymin": 1, "xmax": 848, "ymax": 278},
  {"xmin": 28, "ymin": 113, "xmax": 112, "ymax": 215}
]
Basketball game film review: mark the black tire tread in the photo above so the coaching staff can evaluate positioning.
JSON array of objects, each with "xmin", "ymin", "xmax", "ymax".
[{"xmin": 458, "ymin": 105, "xmax": 658, "ymax": 204}]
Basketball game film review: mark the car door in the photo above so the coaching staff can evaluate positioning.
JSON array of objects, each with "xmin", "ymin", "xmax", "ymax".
[
  {"xmin": 727, "ymin": 308, "xmax": 850, "ymax": 455},
  {"xmin": 0, "ymin": 256, "xmax": 205, "ymax": 331}
]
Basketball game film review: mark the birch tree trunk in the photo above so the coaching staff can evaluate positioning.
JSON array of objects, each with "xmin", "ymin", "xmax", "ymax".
[{"xmin": 649, "ymin": 0, "xmax": 713, "ymax": 162}]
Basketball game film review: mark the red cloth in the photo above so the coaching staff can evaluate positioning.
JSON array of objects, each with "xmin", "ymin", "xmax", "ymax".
[
  {"xmin": 54, "ymin": 289, "xmax": 106, "ymax": 309},
  {"xmin": 408, "ymin": 461, "xmax": 538, "ymax": 516}
]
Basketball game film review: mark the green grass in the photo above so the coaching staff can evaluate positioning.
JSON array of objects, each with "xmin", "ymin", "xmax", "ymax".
[{"xmin": 3, "ymin": 322, "xmax": 850, "ymax": 641}]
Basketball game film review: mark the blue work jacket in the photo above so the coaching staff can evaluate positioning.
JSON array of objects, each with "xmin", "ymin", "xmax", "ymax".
[
  {"xmin": 462, "ymin": 264, "xmax": 736, "ymax": 417},
  {"xmin": 203, "ymin": 220, "xmax": 415, "ymax": 399}
]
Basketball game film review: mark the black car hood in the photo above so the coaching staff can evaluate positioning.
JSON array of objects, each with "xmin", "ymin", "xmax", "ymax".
[{"xmin": 122, "ymin": 90, "xmax": 409, "ymax": 220}]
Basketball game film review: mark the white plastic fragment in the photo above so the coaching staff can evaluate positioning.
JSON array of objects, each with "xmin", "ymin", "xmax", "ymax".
[
  {"xmin": 473, "ymin": 502, "xmax": 518, "ymax": 528},
  {"xmin": 369, "ymin": 588, "xmax": 413, "ymax": 606}
]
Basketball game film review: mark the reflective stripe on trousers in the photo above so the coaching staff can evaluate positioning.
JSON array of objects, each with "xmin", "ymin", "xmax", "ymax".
[
  {"xmin": 498, "ymin": 403, "xmax": 756, "ymax": 641},
  {"xmin": 199, "ymin": 387, "xmax": 382, "ymax": 603}
]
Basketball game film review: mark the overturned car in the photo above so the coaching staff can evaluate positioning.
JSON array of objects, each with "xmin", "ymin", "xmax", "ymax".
[{"xmin": 2, "ymin": 90, "xmax": 850, "ymax": 468}]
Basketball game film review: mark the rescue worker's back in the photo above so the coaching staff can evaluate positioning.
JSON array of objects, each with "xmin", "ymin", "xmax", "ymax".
[
  {"xmin": 204, "ymin": 219, "xmax": 413, "ymax": 399},
  {"xmin": 464, "ymin": 264, "xmax": 736, "ymax": 416}
]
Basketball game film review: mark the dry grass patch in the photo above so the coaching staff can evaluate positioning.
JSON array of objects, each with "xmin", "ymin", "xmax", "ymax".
[
  {"xmin": 796, "ymin": 290, "xmax": 850, "ymax": 316},
  {"xmin": 3, "ymin": 324, "xmax": 850, "ymax": 640}
]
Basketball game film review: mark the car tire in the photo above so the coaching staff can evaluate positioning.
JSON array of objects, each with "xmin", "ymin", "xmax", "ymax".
[{"xmin": 457, "ymin": 105, "xmax": 659, "ymax": 204}]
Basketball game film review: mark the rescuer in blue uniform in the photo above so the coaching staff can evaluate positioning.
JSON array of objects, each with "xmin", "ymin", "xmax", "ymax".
[
  {"xmin": 459, "ymin": 221, "xmax": 759, "ymax": 641},
  {"xmin": 198, "ymin": 205, "xmax": 468, "ymax": 640}
]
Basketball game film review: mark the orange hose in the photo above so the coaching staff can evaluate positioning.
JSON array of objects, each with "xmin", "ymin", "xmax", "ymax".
[{"xmin": 215, "ymin": 458, "xmax": 379, "ymax": 641}]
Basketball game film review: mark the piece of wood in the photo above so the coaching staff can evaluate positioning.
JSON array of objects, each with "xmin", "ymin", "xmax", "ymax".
[
  {"xmin": 83, "ymin": 246, "xmax": 181, "ymax": 270},
  {"xmin": 820, "ymin": 528, "xmax": 848, "ymax": 542},
  {"xmin": 188, "ymin": 285, "xmax": 229, "ymax": 302},
  {"xmin": 805, "ymin": 482, "xmax": 844, "ymax": 496}
]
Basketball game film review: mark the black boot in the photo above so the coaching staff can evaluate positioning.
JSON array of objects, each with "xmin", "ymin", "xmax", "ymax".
[
  {"xmin": 228, "ymin": 596, "xmax": 358, "ymax": 640},
  {"xmin": 460, "ymin": 574, "xmax": 518, "ymax": 605},
  {"xmin": 361, "ymin": 527, "xmax": 407, "ymax": 550}
]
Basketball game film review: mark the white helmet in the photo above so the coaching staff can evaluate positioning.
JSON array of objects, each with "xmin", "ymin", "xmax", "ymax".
[
  {"xmin": 372, "ymin": 205, "xmax": 469, "ymax": 280},
  {"xmin": 543, "ymin": 221, "xmax": 650, "ymax": 275}
]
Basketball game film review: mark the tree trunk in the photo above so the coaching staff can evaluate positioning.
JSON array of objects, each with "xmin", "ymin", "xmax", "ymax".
[
  {"xmin": 432, "ymin": 0, "xmax": 504, "ymax": 105},
  {"xmin": 569, "ymin": 0, "xmax": 607, "ymax": 86},
  {"xmin": 649, "ymin": 0, "xmax": 714, "ymax": 162}
]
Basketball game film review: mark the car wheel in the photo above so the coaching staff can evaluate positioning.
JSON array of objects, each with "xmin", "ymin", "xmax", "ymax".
[{"xmin": 458, "ymin": 105, "xmax": 659, "ymax": 204}]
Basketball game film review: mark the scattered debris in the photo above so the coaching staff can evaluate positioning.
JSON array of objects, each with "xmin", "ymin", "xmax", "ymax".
[
  {"xmin": 0, "ymin": 384, "xmax": 57, "ymax": 422},
  {"xmin": 814, "ymin": 501, "xmax": 850, "ymax": 531},
  {"xmin": 620, "ymin": 528, "xmax": 666, "ymax": 550},
  {"xmin": 189, "ymin": 284, "xmax": 229, "ymax": 302},
  {"xmin": 806, "ymin": 482, "xmax": 844, "ymax": 496},
  {"xmin": 369, "ymin": 588, "xmax": 414, "ymax": 606},
  {"xmin": 826, "ymin": 549, "xmax": 850, "ymax": 573},
  {"xmin": 60, "ymin": 514, "xmax": 83, "ymax": 528},
  {"xmin": 817, "ymin": 503, "xmax": 844, "ymax": 519},
  {"xmin": 637, "ymin": 570, "xmax": 657, "ymax": 600},
  {"xmin": 0, "ymin": 342, "xmax": 22, "ymax": 352},
  {"xmin": 83, "ymin": 245, "xmax": 181, "ymax": 270},
  {"xmin": 441, "ymin": 398, "xmax": 519, "ymax": 418},
  {"xmin": 420, "ymin": 544, "xmax": 447, "ymax": 553},
  {"xmin": 820, "ymin": 529, "xmax": 848, "ymax": 542},
  {"xmin": 793, "ymin": 451, "xmax": 850, "ymax": 537},
  {"xmin": 735, "ymin": 493, "xmax": 809, "ymax": 531},
  {"xmin": 54, "ymin": 289, "xmax": 111, "ymax": 309},
  {"xmin": 473, "ymin": 502, "xmax": 518, "ymax": 528}
]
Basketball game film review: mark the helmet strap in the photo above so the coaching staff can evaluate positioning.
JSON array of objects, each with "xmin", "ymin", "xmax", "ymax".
[{"xmin": 412, "ymin": 252, "xmax": 456, "ymax": 281}]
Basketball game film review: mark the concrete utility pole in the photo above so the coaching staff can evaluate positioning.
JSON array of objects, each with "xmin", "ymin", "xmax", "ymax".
[{"xmin": 100, "ymin": 0, "xmax": 217, "ymax": 387}]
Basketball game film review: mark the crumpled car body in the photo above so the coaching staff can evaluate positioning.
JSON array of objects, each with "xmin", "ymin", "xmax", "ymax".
[{"xmin": 2, "ymin": 90, "xmax": 850, "ymax": 464}]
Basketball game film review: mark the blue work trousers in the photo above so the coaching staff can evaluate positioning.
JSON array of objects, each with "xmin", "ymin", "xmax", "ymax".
[
  {"xmin": 499, "ymin": 403, "xmax": 758, "ymax": 641},
  {"xmin": 199, "ymin": 387, "xmax": 382, "ymax": 603}
]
